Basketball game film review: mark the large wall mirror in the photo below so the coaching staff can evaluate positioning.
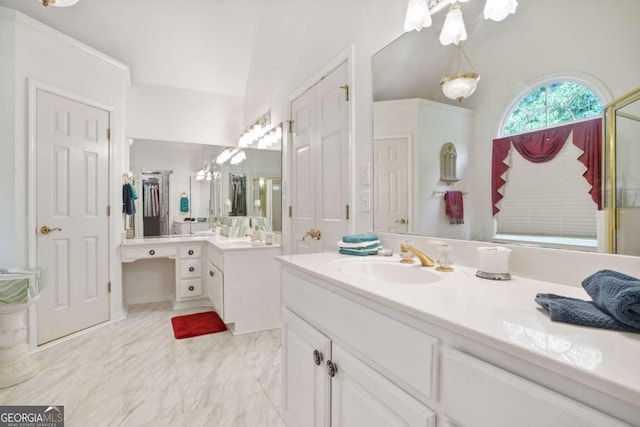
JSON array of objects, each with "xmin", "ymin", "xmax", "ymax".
[
  {"xmin": 372, "ymin": 0, "xmax": 640, "ymax": 255},
  {"xmin": 128, "ymin": 139, "xmax": 281, "ymax": 237}
]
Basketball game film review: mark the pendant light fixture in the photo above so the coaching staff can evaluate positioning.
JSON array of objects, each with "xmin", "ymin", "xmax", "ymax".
[
  {"xmin": 39, "ymin": 0, "xmax": 80, "ymax": 7},
  {"xmin": 439, "ymin": 44, "xmax": 480, "ymax": 102}
]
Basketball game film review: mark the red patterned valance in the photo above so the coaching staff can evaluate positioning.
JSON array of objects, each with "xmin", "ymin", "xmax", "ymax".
[{"xmin": 491, "ymin": 117, "xmax": 602, "ymax": 216}]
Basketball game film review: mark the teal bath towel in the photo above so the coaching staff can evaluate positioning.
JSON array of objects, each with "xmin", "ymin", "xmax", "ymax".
[{"xmin": 341, "ymin": 234, "xmax": 379, "ymax": 244}]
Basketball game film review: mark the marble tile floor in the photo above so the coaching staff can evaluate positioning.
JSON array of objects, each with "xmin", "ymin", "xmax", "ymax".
[{"xmin": 0, "ymin": 302, "xmax": 285, "ymax": 427}]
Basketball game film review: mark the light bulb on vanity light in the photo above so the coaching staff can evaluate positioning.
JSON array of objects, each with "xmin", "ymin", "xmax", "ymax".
[
  {"xmin": 439, "ymin": 3, "xmax": 467, "ymax": 45},
  {"xmin": 404, "ymin": 0, "xmax": 432, "ymax": 32},
  {"xmin": 484, "ymin": 0, "xmax": 518, "ymax": 21}
]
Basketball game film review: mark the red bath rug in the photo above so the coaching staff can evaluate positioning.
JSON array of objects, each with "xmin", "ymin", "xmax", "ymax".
[{"xmin": 171, "ymin": 311, "xmax": 227, "ymax": 339}]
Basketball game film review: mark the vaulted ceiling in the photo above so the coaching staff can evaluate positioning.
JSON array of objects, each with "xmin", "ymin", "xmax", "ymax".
[{"xmin": 0, "ymin": 0, "xmax": 263, "ymax": 97}]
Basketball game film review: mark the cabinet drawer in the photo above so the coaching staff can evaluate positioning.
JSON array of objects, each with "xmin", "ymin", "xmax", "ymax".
[
  {"xmin": 178, "ymin": 279, "xmax": 202, "ymax": 299},
  {"xmin": 441, "ymin": 349, "xmax": 630, "ymax": 427},
  {"xmin": 121, "ymin": 245, "xmax": 176, "ymax": 262},
  {"xmin": 283, "ymin": 271, "xmax": 438, "ymax": 404},
  {"xmin": 179, "ymin": 245, "xmax": 202, "ymax": 259},
  {"xmin": 180, "ymin": 259, "xmax": 201, "ymax": 278}
]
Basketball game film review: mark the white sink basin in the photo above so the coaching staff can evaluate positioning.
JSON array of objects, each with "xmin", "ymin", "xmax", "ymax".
[{"xmin": 333, "ymin": 260, "xmax": 441, "ymax": 285}]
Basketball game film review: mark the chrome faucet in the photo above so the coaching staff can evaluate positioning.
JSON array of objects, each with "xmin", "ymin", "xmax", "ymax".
[{"xmin": 400, "ymin": 244, "xmax": 435, "ymax": 267}]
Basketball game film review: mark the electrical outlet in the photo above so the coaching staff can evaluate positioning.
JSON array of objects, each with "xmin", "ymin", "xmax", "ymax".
[{"xmin": 361, "ymin": 189, "xmax": 371, "ymax": 212}]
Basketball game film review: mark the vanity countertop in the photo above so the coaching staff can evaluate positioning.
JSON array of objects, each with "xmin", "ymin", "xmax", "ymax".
[
  {"xmin": 120, "ymin": 234, "xmax": 281, "ymax": 251},
  {"xmin": 277, "ymin": 252, "xmax": 640, "ymax": 408}
]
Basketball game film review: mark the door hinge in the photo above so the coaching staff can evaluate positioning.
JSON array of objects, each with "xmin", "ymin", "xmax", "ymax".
[
  {"xmin": 107, "ymin": 205, "xmax": 111, "ymax": 216},
  {"xmin": 346, "ymin": 204, "xmax": 350, "ymax": 220},
  {"xmin": 288, "ymin": 206, "xmax": 292, "ymax": 217},
  {"xmin": 107, "ymin": 128, "xmax": 111, "ymax": 140},
  {"xmin": 339, "ymin": 84, "xmax": 349, "ymax": 102},
  {"xmin": 287, "ymin": 120, "xmax": 294, "ymax": 133},
  {"xmin": 108, "ymin": 282, "xmax": 111, "ymax": 293}
]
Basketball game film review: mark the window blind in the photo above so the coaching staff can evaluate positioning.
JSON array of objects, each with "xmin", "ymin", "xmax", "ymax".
[{"xmin": 496, "ymin": 133, "xmax": 597, "ymax": 238}]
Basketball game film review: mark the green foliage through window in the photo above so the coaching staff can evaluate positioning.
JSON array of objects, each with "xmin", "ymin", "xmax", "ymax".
[{"xmin": 502, "ymin": 82, "xmax": 602, "ymax": 136}]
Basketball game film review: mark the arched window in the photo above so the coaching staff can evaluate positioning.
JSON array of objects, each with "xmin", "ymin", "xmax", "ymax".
[
  {"xmin": 502, "ymin": 82, "xmax": 602, "ymax": 136},
  {"xmin": 493, "ymin": 81, "xmax": 604, "ymax": 247}
]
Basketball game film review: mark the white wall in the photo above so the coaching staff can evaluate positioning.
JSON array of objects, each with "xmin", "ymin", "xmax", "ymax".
[
  {"xmin": 127, "ymin": 83, "xmax": 244, "ymax": 147},
  {"xmin": 0, "ymin": 8, "xmax": 130, "ymax": 325}
]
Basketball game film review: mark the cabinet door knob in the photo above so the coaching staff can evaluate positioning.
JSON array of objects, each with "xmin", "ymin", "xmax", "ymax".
[
  {"xmin": 313, "ymin": 349, "xmax": 323, "ymax": 366},
  {"xmin": 188, "ymin": 249, "xmax": 194, "ymax": 255},
  {"xmin": 188, "ymin": 285, "xmax": 195, "ymax": 291},
  {"xmin": 189, "ymin": 266, "xmax": 195, "ymax": 272},
  {"xmin": 149, "ymin": 249, "xmax": 155, "ymax": 255},
  {"xmin": 326, "ymin": 360, "xmax": 337, "ymax": 377},
  {"xmin": 209, "ymin": 270, "xmax": 214, "ymax": 277}
]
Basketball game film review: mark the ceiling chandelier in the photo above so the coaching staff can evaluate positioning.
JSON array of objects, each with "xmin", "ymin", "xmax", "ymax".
[
  {"xmin": 404, "ymin": 0, "xmax": 517, "ymax": 101},
  {"xmin": 404, "ymin": 0, "xmax": 517, "ymax": 33},
  {"xmin": 39, "ymin": 0, "xmax": 80, "ymax": 7}
]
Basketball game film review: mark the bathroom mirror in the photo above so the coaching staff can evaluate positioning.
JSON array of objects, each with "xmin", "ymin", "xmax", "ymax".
[
  {"xmin": 129, "ymin": 139, "xmax": 282, "ymax": 237},
  {"xmin": 372, "ymin": 0, "xmax": 640, "ymax": 254}
]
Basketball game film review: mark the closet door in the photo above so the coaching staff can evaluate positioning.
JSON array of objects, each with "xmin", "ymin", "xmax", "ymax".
[
  {"xmin": 291, "ymin": 61, "xmax": 350, "ymax": 254},
  {"xmin": 314, "ymin": 61, "xmax": 350, "ymax": 253},
  {"xmin": 291, "ymin": 86, "xmax": 317, "ymax": 254},
  {"xmin": 36, "ymin": 89, "xmax": 110, "ymax": 344}
]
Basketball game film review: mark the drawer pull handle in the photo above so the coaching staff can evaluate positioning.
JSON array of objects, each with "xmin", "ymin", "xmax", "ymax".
[
  {"xmin": 188, "ymin": 285, "xmax": 195, "ymax": 291},
  {"xmin": 149, "ymin": 249, "xmax": 155, "ymax": 256},
  {"xmin": 313, "ymin": 349, "xmax": 323, "ymax": 366},
  {"xmin": 189, "ymin": 266, "xmax": 195, "ymax": 272},
  {"xmin": 326, "ymin": 360, "xmax": 337, "ymax": 378},
  {"xmin": 209, "ymin": 270, "xmax": 214, "ymax": 277},
  {"xmin": 188, "ymin": 249, "xmax": 194, "ymax": 255}
]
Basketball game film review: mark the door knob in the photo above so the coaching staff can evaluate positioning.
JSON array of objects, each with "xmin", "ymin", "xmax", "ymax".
[
  {"xmin": 395, "ymin": 218, "xmax": 407, "ymax": 225},
  {"xmin": 40, "ymin": 225, "xmax": 62, "ymax": 235}
]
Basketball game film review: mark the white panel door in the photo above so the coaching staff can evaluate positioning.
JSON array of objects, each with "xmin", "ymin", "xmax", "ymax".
[
  {"xmin": 373, "ymin": 136, "xmax": 410, "ymax": 233},
  {"xmin": 314, "ymin": 61, "xmax": 350, "ymax": 253},
  {"xmin": 291, "ymin": 86, "xmax": 317, "ymax": 254},
  {"xmin": 282, "ymin": 308, "xmax": 331, "ymax": 427},
  {"xmin": 290, "ymin": 61, "xmax": 350, "ymax": 254},
  {"xmin": 36, "ymin": 89, "xmax": 110, "ymax": 345},
  {"xmin": 330, "ymin": 344, "xmax": 436, "ymax": 427}
]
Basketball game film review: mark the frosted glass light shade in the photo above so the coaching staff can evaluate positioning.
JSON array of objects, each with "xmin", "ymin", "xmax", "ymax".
[
  {"xmin": 404, "ymin": 0, "xmax": 432, "ymax": 32},
  {"xmin": 439, "ymin": 5, "xmax": 467, "ymax": 45},
  {"xmin": 483, "ymin": 0, "xmax": 518, "ymax": 21},
  {"xmin": 40, "ymin": 0, "xmax": 79, "ymax": 6},
  {"xmin": 440, "ymin": 73, "xmax": 480, "ymax": 102}
]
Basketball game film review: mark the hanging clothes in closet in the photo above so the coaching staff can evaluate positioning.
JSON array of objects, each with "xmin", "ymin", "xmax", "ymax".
[
  {"xmin": 143, "ymin": 178, "xmax": 161, "ymax": 236},
  {"xmin": 143, "ymin": 179, "xmax": 160, "ymax": 217},
  {"xmin": 231, "ymin": 174, "xmax": 247, "ymax": 216}
]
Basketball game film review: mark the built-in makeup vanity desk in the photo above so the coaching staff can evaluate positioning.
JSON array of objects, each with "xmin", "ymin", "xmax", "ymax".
[
  {"xmin": 120, "ymin": 234, "xmax": 281, "ymax": 334},
  {"xmin": 278, "ymin": 253, "xmax": 640, "ymax": 427}
]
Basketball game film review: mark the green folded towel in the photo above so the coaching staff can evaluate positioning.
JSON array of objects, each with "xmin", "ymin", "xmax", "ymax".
[
  {"xmin": 342, "ymin": 234, "xmax": 379, "ymax": 244},
  {"xmin": 339, "ymin": 248, "xmax": 378, "ymax": 256}
]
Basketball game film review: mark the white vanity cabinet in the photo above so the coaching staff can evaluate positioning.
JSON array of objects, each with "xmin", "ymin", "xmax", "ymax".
[
  {"xmin": 205, "ymin": 242, "xmax": 281, "ymax": 334},
  {"xmin": 175, "ymin": 243, "xmax": 203, "ymax": 304},
  {"xmin": 282, "ymin": 270, "xmax": 437, "ymax": 427},
  {"xmin": 280, "ymin": 257, "xmax": 640, "ymax": 427}
]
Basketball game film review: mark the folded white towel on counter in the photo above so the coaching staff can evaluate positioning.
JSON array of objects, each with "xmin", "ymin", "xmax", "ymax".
[{"xmin": 337, "ymin": 239, "xmax": 381, "ymax": 249}]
